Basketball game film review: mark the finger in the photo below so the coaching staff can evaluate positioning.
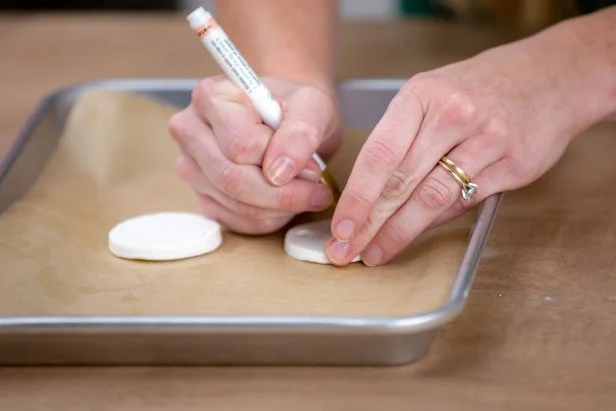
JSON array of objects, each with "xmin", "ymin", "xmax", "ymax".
[
  {"xmin": 296, "ymin": 157, "xmax": 324, "ymax": 183},
  {"xmin": 330, "ymin": 134, "xmax": 500, "ymax": 265},
  {"xmin": 196, "ymin": 194, "xmax": 292, "ymax": 235},
  {"xmin": 262, "ymin": 87, "xmax": 338, "ymax": 186},
  {"xmin": 326, "ymin": 95, "xmax": 483, "ymax": 265},
  {"xmin": 169, "ymin": 106, "xmax": 334, "ymax": 213},
  {"xmin": 192, "ymin": 77, "xmax": 274, "ymax": 165},
  {"xmin": 328, "ymin": 87, "xmax": 426, "ymax": 244},
  {"xmin": 297, "ymin": 164, "xmax": 322, "ymax": 183},
  {"xmin": 331, "ymin": 89, "xmax": 483, "ymax": 245},
  {"xmin": 425, "ymin": 160, "xmax": 508, "ymax": 230},
  {"xmin": 175, "ymin": 153, "xmax": 291, "ymax": 221},
  {"xmin": 359, "ymin": 146, "xmax": 499, "ymax": 266}
]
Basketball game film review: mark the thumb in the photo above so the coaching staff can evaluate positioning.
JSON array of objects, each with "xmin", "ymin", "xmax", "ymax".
[{"xmin": 262, "ymin": 86, "xmax": 337, "ymax": 186}]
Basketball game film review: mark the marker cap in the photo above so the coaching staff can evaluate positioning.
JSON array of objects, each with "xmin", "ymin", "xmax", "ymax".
[{"xmin": 186, "ymin": 7, "xmax": 211, "ymax": 30}]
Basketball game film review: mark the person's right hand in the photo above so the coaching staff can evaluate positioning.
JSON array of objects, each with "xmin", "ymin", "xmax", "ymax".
[{"xmin": 168, "ymin": 75, "xmax": 341, "ymax": 235}]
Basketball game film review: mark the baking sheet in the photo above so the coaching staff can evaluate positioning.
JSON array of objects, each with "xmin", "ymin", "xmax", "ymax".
[{"xmin": 0, "ymin": 89, "xmax": 473, "ymax": 318}]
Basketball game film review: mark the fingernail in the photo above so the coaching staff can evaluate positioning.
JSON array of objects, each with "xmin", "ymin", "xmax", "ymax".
[
  {"xmin": 298, "ymin": 167, "xmax": 321, "ymax": 183},
  {"xmin": 267, "ymin": 156, "xmax": 295, "ymax": 186},
  {"xmin": 361, "ymin": 244, "xmax": 383, "ymax": 267},
  {"xmin": 303, "ymin": 160, "xmax": 323, "ymax": 182},
  {"xmin": 326, "ymin": 239, "xmax": 351, "ymax": 264},
  {"xmin": 334, "ymin": 219, "xmax": 355, "ymax": 242},
  {"xmin": 311, "ymin": 189, "xmax": 333, "ymax": 209},
  {"xmin": 306, "ymin": 158, "xmax": 322, "ymax": 173}
]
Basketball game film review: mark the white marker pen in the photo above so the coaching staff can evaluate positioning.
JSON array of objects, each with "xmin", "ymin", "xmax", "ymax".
[{"xmin": 186, "ymin": 7, "xmax": 340, "ymax": 202}]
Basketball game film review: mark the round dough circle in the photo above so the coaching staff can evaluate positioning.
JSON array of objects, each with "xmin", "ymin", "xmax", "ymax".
[
  {"xmin": 284, "ymin": 219, "xmax": 361, "ymax": 265},
  {"xmin": 108, "ymin": 211, "xmax": 222, "ymax": 261}
]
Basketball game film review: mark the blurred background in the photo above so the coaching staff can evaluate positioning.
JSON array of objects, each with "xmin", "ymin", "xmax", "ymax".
[{"xmin": 0, "ymin": 0, "xmax": 610, "ymax": 33}]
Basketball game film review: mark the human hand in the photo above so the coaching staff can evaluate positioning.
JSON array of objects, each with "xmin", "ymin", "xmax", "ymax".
[
  {"xmin": 325, "ymin": 30, "xmax": 609, "ymax": 266},
  {"xmin": 168, "ymin": 76, "xmax": 341, "ymax": 234}
]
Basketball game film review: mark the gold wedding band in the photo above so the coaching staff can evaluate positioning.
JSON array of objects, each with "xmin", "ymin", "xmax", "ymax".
[
  {"xmin": 440, "ymin": 156, "xmax": 471, "ymax": 183},
  {"xmin": 438, "ymin": 155, "xmax": 479, "ymax": 201}
]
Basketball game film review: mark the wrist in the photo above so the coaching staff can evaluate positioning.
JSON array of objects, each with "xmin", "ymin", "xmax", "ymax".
[
  {"xmin": 564, "ymin": 8, "xmax": 616, "ymax": 123},
  {"xmin": 260, "ymin": 66, "xmax": 337, "ymax": 101},
  {"xmin": 484, "ymin": 11, "xmax": 616, "ymax": 145},
  {"xmin": 541, "ymin": 9, "xmax": 616, "ymax": 130}
]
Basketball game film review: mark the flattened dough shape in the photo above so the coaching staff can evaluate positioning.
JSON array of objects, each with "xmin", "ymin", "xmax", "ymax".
[
  {"xmin": 284, "ymin": 219, "xmax": 361, "ymax": 265},
  {"xmin": 108, "ymin": 211, "xmax": 222, "ymax": 261}
]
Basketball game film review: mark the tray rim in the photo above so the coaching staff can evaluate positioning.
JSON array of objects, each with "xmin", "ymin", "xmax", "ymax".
[{"xmin": 0, "ymin": 77, "xmax": 503, "ymax": 336}]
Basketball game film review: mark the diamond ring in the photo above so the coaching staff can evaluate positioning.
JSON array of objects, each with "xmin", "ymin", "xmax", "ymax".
[{"xmin": 437, "ymin": 156, "xmax": 479, "ymax": 201}]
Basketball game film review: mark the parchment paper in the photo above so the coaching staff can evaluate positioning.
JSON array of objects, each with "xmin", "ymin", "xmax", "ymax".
[{"xmin": 0, "ymin": 90, "xmax": 474, "ymax": 317}]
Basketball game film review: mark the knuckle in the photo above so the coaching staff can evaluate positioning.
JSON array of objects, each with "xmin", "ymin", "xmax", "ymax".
[
  {"xmin": 385, "ymin": 77, "xmax": 428, "ymax": 127},
  {"xmin": 196, "ymin": 195, "xmax": 216, "ymax": 214},
  {"xmin": 363, "ymin": 139, "xmax": 399, "ymax": 174},
  {"xmin": 168, "ymin": 112, "xmax": 186, "ymax": 144},
  {"xmin": 458, "ymin": 137, "xmax": 486, "ymax": 159},
  {"xmin": 168, "ymin": 111, "xmax": 200, "ymax": 155},
  {"xmin": 482, "ymin": 115, "xmax": 509, "ymax": 141},
  {"xmin": 288, "ymin": 119, "xmax": 321, "ymax": 150},
  {"xmin": 392, "ymin": 82, "xmax": 424, "ymax": 114},
  {"xmin": 439, "ymin": 91, "xmax": 477, "ymax": 127},
  {"xmin": 225, "ymin": 126, "xmax": 252, "ymax": 163},
  {"xmin": 193, "ymin": 77, "xmax": 231, "ymax": 117},
  {"xmin": 194, "ymin": 78, "xmax": 216, "ymax": 98},
  {"xmin": 219, "ymin": 161, "xmax": 246, "ymax": 198},
  {"xmin": 356, "ymin": 213, "xmax": 381, "ymax": 240},
  {"xmin": 253, "ymin": 217, "xmax": 285, "ymax": 234},
  {"xmin": 504, "ymin": 154, "xmax": 533, "ymax": 181},
  {"xmin": 346, "ymin": 186, "xmax": 374, "ymax": 210},
  {"xmin": 233, "ymin": 201, "xmax": 263, "ymax": 220},
  {"xmin": 191, "ymin": 78, "xmax": 213, "ymax": 110},
  {"xmin": 362, "ymin": 214, "xmax": 378, "ymax": 232},
  {"xmin": 415, "ymin": 178, "xmax": 456, "ymax": 211},
  {"xmin": 381, "ymin": 222, "xmax": 411, "ymax": 250},
  {"xmin": 381, "ymin": 171, "xmax": 415, "ymax": 202},
  {"xmin": 404, "ymin": 72, "xmax": 433, "ymax": 94},
  {"xmin": 174, "ymin": 155, "xmax": 192, "ymax": 181}
]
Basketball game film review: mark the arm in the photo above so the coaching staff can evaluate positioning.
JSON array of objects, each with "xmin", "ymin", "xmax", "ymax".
[
  {"xmin": 169, "ymin": 1, "xmax": 342, "ymax": 237},
  {"xmin": 560, "ymin": 5, "xmax": 616, "ymax": 122},
  {"xmin": 213, "ymin": 0, "xmax": 339, "ymax": 96},
  {"xmin": 325, "ymin": 5, "xmax": 616, "ymax": 266}
]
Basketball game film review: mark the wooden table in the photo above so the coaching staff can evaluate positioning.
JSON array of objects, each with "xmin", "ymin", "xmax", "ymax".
[{"xmin": 0, "ymin": 13, "xmax": 614, "ymax": 410}]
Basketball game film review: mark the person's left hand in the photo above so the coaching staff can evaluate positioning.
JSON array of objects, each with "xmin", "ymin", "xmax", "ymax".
[{"xmin": 324, "ymin": 30, "xmax": 609, "ymax": 266}]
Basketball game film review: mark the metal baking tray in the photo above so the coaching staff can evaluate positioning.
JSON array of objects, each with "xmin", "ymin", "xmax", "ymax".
[{"xmin": 0, "ymin": 78, "xmax": 502, "ymax": 366}]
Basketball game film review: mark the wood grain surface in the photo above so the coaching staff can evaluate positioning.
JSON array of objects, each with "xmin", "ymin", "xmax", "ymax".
[{"xmin": 0, "ymin": 12, "xmax": 614, "ymax": 411}]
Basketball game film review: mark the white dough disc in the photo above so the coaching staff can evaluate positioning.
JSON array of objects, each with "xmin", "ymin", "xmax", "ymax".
[
  {"xmin": 108, "ymin": 211, "xmax": 222, "ymax": 261},
  {"xmin": 284, "ymin": 219, "xmax": 361, "ymax": 265}
]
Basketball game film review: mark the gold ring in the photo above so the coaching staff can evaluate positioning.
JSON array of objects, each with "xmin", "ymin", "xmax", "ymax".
[
  {"xmin": 440, "ymin": 156, "xmax": 471, "ymax": 183},
  {"xmin": 437, "ymin": 156, "xmax": 479, "ymax": 201}
]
